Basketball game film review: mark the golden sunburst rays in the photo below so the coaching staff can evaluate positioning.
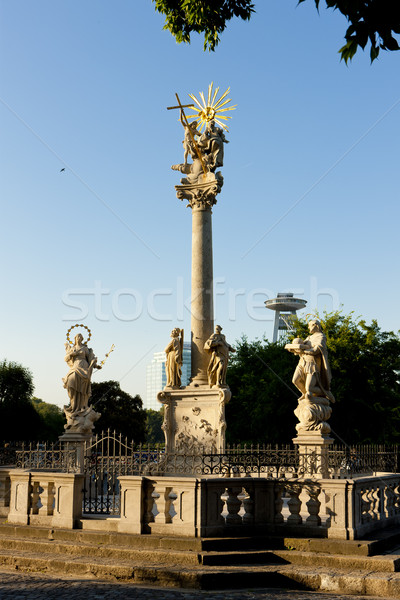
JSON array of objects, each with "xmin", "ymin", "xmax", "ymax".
[{"xmin": 186, "ymin": 82, "xmax": 236, "ymax": 132}]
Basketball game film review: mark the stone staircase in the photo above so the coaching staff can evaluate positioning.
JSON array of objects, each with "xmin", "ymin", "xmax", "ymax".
[{"xmin": 0, "ymin": 522, "xmax": 400, "ymax": 596}]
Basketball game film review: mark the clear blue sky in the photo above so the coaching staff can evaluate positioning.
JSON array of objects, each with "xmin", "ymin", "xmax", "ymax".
[{"xmin": 1, "ymin": 1, "xmax": 399, "ymax": 408}]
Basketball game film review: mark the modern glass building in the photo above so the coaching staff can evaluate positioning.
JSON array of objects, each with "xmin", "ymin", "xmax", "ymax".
[{"xmin": 145, "ymin": 342, "xmax": 191, "ymax": 411}]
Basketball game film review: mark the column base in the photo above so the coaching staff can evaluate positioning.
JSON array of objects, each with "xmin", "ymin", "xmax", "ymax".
[{"xmin": 158, "ymin": 386, "xmax": 231, "ymax": 453}]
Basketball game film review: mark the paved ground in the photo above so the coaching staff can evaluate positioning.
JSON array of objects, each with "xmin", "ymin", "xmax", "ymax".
[{"xmin": 0, "ymin": 567, "xmax": 389, "ymax": 600}]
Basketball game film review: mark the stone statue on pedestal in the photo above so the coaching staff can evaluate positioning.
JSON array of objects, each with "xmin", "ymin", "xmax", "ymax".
[
  {"xmin": 62, "ymin": 329, "xmax": 101, "ymax": 435},
  {"xmin": 164, "ymin": 328, "xmax": 183, "ymax": 388},
  {"xmin": 204, "ymin": 325, "xmax": 235, "ymax": 388},
  {"xmin": 286, "ymin": 319, "xmax": 335, "ymax": 434}
]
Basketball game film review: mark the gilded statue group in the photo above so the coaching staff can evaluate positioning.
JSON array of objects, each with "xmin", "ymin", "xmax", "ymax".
[
  {"xmin": 285, "ymin": 319, "xmax": 335, "ymax": 434},
  {"xmin": 171, "ymin": 112, "xmax": 229, "ymax": 186},
  {"xmin": 180, "ymin": 112, "xmax": 228, "ymax": 170}
]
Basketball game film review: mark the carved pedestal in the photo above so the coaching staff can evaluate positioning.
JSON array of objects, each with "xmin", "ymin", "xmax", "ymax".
[
  {"xmin": 58, "ymin": 431, "xmax": 92, "ymax": 474},
  {"xmin": 158, "ymin": 387, "xmax": 231, "ymax": 453},
  {"xmin": 292, "ymin": 431, "xmax": 333, "ymax": 479}
]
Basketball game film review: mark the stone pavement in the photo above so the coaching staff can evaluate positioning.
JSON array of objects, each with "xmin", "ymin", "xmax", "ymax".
[{"xmin": 0, "ymin": 567, "xmax": 388, "ymax": 600}]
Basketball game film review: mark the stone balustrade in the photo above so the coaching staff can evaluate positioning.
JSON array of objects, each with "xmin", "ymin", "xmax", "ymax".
[
  {"xmin": 2, "ymin": 469, "xmax": 400, "ymax": 540},
  {"xmin": 5, "ymin": 470, "xmax": 84, "ymax": 528}
]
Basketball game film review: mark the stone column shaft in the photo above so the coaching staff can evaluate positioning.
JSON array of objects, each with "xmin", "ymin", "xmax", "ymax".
[{"xmin": 191, "ymin": 205, "xmax": 214, "ymax": 384}]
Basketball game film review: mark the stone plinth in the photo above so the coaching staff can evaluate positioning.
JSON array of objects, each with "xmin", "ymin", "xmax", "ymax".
[
  {"xmin": 59, "ymin": 431, "xmax": 92, "ymax": 473},
  {"xmin": 293, "ymin": 431, "xmax": 333, "ymax": 479},
  {"xmin": 158, "ymin": 386, "xmax": 231, "ymax": 453}
]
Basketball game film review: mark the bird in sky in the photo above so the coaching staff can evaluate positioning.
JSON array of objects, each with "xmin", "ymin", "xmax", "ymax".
[{"xmin": 60, "ymin": 168, "xmax": 65, "ymax": 172}]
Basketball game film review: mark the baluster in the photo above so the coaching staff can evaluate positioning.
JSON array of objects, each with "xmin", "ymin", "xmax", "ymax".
[
  {"xmin": 360, "ymin": 488, "xmax": 371, "ymax": 524},
  {"xmin": 167, "ymin": 489, "xmax": 177, "ymax": 523},
  {"xmin": 38, "ymin": 481, "xmax": 55, "ymax": 516},
  {"xmin": 0, "ymin": 476, "xmax": 8, "ymax": 507},
  {"xmin": 225, "ymin": 487, "xmax": 242, "ymax": 526},
  {"xmin": 286, "ymin": 485, "xmax": 302, "ymax": 525},
  {"xmin": 371, "ymin": 486, "xmax": 380, "ymax": 521},
  {"xmin": 274, "ymin": 483, "xmax": 284, "ymax": 523},
  {"xmin": 30, "ymin": 481, "xmax": 43, "ymax": 515},
  {"xmin": 305, "ymin": 484, "xmax": 321, "ymax": 526},
  {"xmin": 48, "ymin": 482, "xmax": 56, "ymax": 516},
  {"xmin": 144, "ymin": 483, "xmax": 155, "ymax": 525},
  {"xmin": 384, "ymin": 484, "xmax": 395, "ymax": 518},
  {"xmin": 394, "ymin": 482, "xmax": 400, "ymax": 513},
  {"xmin": 153, "ymin": 485, "xmax": 168, "ymax": 523},
  {"xmin": 241, "ymin": 487, "xmax": 254, "ymax": 525}
]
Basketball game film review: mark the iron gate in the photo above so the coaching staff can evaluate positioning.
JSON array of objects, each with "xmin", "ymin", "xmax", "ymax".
[
  {"xmin": 82, "ymin": 431, "xmax": 163, "ymax": 515},
  {"xmin": 83, "ymin": 431, "xmax": 131, "ymax": 514}
]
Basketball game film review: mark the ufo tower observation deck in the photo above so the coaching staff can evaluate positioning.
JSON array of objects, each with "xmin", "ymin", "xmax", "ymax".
[{"xmin": 265, "ymin": 293, "xmax": 307, "ymax": 342}]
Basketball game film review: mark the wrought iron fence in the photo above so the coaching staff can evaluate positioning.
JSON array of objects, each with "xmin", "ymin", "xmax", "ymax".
[
  {"xmin": 6, "ymin": 437, "xmax": 400, "ymax": 479},
  {"xmin": 3, "ymin": 432, "xmax": 399, "ymax": 517},
  {"xmin": 328, "ymin": 444, "xmax": 399, "ymax": 478},
  {"xmin": 0, "ymin": 442, "xmax": 24, "ymax": 466},
  {"xmin": 15, "ymin": 441, "xmax": 78, "ymax": 472}
]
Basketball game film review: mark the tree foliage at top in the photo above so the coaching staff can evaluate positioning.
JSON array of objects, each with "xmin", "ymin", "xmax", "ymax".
[
  {"xmin": 153, "ymin": 0, "xmax": 400, "ymax": 62},
  {"xmin": 153, "ymin": 0, "xmax": 254, "ymax": 51},
  {"xmin": 90, "ymin": 381, "xmax": 147, "ymax": 443},
  {"xmin": 226, "ymin": 311, "xmax": 400, "ymax": 445}
]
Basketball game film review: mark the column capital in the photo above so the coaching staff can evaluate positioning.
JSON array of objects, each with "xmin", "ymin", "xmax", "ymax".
[{"xmin": 175, "ymin": 172, "xmax": 223, "ymax": 210}]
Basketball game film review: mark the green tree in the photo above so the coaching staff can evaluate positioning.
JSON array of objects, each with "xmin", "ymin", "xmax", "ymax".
[
  {"xmin": 153, "ymin": 0, "xmax": 400, "ymax": 62},
  {"xmin": 145, "ymin": 408, "xmax": 165, "ymax": 444},
  {"xmin": 0, "ymin": 360, "xmax": 42, "ymax": 440},
  {"xmin": 90, "ymin": 381, "xmax": 146, "ymax": 443},
  {"xmin": 226, "ymin": 337, "xmax": 297, "ymax": 444},
  {"xmin": 226, "ymin": 311, "xmax": 400, "ymax": 445},
  {"xmin": 31, "ymin": 398, "xmax": 66, "ymax": 441}
]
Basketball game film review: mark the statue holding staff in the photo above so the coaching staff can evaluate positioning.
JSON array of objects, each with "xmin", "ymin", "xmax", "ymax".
[{"xmin": 62, "ymin": 324, "xmax": 113, "ymax": 434}]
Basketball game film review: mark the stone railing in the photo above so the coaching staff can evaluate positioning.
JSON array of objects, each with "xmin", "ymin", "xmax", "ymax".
[
  {"xmin": 4, "ymin": 470, "xmax": 84, "ymax": 528},
  {"xmin": 2, "ymin": 469, "xmax": 400, "ymax": 540},
  {"xmin": 115, "ymin": 474, "xmax": 400, "ymax": 539}
]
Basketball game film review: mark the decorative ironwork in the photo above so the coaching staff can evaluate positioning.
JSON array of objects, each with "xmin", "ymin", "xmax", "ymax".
[
  {"xmin": 328, "ymin": 444, "xmax": 399, "ymax": 479},
  {"xmin": 0, "ymin": 442, "xmax": 24, "ymax": 466},
  {"xmin": 82, "ymin": 431, "xmax": 163, "ymax": 515},
  {"xmin": 10, "ymin": 437, "xmax": 399, "ymax": 480},
  {"xmin": 15, "ymin": 441, "xmax": 78, "ymax": 472}
]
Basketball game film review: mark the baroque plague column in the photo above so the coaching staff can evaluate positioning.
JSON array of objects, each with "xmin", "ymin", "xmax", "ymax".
[{"xmin": 158, "ymin": 85, "xmax": 235, "ymax": 454}]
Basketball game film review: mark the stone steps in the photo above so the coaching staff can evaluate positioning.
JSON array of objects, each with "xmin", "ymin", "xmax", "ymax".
[
  {"xmin": 1, "ymin": 522, "xmax": 396, "ymax": 556},
  {"xmin": 1, "ymin": 523, "xmax": 400, "ymax": 595},
  {"xmin": 271, "ymin": 549, "xmax": 400, "ymax": 573},
  {"xmin": 2, "ymin": 546, "xmax": 400, "ymax": 595}
]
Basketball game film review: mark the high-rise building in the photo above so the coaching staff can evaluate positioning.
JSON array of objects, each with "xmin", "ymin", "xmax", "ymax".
[{"xmin": 145, "ymin": 342, "xmax": 191, "ymax": 410}]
